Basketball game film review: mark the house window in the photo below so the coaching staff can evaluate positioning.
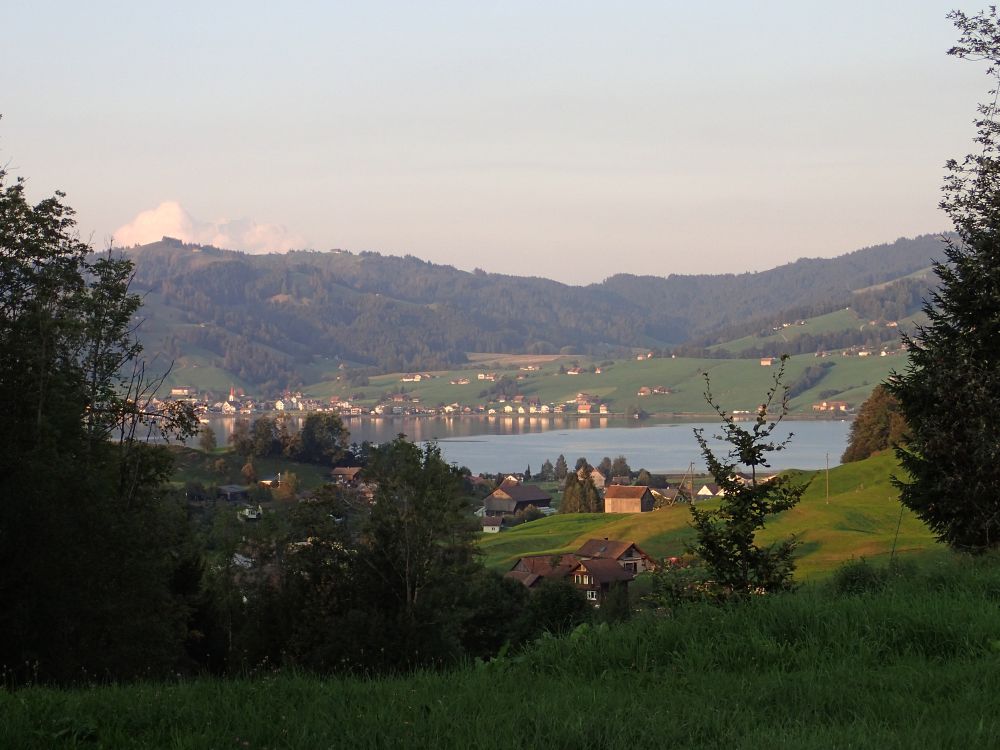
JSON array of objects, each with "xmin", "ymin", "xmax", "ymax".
[
  {"xmin": 587, "ymin": 590, "xmax": 598, "ymax": 601},
  {"xmin": 624, "ymin": 562, "xmax": 637, "ymax": 573},
  {"xmin": 574, "ymin": 574, "xmax": 582, "ymax": 584}
]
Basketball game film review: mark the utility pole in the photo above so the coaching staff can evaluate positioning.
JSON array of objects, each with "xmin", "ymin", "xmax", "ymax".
[{"xmin": 825, "ymin": 452, "xmax": 830, "ymax": 504}]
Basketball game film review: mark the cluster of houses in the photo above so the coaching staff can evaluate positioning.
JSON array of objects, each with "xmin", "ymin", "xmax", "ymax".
[
  {"xmin": 505, "ymin": 538, "xmax": 655, "ymax": 605},
  {"xmin": 476, "ymin": 469, "xmax": 772, "ymax": 535}
]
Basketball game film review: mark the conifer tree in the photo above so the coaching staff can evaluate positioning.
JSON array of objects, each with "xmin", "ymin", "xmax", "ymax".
[{"xmin": 889, "ymin": 8, "xmax": 1000, "ymax": 552}]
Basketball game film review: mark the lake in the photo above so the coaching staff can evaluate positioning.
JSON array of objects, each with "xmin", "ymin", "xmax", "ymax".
[{"xmin": 199, "ymin": 414, "xmax": 852, "ymax": 474}]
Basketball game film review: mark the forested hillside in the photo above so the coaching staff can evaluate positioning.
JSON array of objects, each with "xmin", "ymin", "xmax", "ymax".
[{"xmin": 125, "ymin": 234, "xmax": 942, "ymax": 391}]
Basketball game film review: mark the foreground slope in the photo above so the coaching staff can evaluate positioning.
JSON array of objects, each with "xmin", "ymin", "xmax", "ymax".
[
  {"xmin": 480, "ymin": 451, "xmax": 938, "ymax": 575},
  {"xmin": 6, "ymin": 555, "xmax": 1000, "ymax": 748}
]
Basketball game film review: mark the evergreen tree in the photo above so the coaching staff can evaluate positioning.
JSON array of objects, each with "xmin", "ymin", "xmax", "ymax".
[
  {"xmin": 689, "ymin": 357, "xmax": 807, "ymax": 594},
  {"xmin": 889, "ymin": 9, "xmax": 1000, "ymax": 552},
  {"xmin": 560, "ymin": 472, "xmax": 582, "ymax": 513},
  {"xmin": 554, "ymin": 454, "xmax": 568, "ymax": 480},
  {"xmin": 539, "ymin": 459, "xmax": 555, "ymax": 481}
]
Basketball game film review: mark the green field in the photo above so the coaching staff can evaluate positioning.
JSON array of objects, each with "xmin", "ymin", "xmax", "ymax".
[
  {"xmin": 480, "ymin": 452, "xmax": 939, "ymax": 577},
  {"xmin": 301, "ymin": 349, "xmax": 896, "ymax": 416},
  {"xmin": 7, "ymin": 553, "xmax": 1000, "ymax": 748}
]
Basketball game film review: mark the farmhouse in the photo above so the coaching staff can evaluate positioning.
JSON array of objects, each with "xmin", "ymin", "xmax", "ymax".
[
  {"xmin": 505, "ymin": 537, "xmax": 655, "ymax": 602},
  {"xmin": 483, "ymin": 479, "xmax": 552, "ymax": 517}
]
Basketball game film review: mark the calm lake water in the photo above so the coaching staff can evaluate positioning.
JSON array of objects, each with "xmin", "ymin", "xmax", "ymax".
[{"xmin": 200, "ymin": 415, "xmax": 852, "ymax": 474}]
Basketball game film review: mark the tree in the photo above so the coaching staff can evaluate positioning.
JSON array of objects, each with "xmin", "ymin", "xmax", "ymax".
[
  {"xmin": 574, "ymin": 456, "xmax": 589, "ymax": 472},
  {"xmin": 560, "ymin": 472, "xmax": 582, "ymax": 513},
  {"xmin": 357, "ymin": 438, "xmax": 481, "ymax": 667},
  {"xmin": 554, "ymin": 454, "xmax": 568, "ymax": 480},
  {"xmin": 636, "ymin": 468, "xmax": 653, "ymax": 486},
  {"xmin": 0, "ymin": 167, "xmax": 197, "ymax": 682},
  {"xmin": 611, "ymin": 455, "xmax": 632, "ymax": 479},
  {"xmin": 559, "ymin": 470, "xmax": 602, "ymax": 513},
  {"xmin": 597, "ymin": 456, "xmax": 613, "ymax": 480},
  {"xmin": 229, "ymin": 417, "xmax": 253, "ymax": 457},
  {"xmin": 688, "ymin": 357, "xmax": 807, "ymax": 595},
  {"xmin": 199, "ymin": 424, "xmax": 218, "ymax": 453},
  {"xmin": 293, "ymin": 412, "xmax": 348, "ymax": 465},
  {"xmin": 538, "ymin": 459, "xmax": 555, "ymax": 481},
  {"xmin": 524, "ymin": 464, "xmax": 531, "ymax": 481},
  {"xmin": 888, "ymin": 8, "xmax": 1000, "ymax": 552},
  {"xmin": 273, "ymin": 471, "xmax": 300, "ymax": 502},
  {"xmin": 251, "ymin": 415, "xmax": 280, "ymax": 458},
  {"xmin": 841, "ymin": 385, "xmax": 907, "ymax": 463}
]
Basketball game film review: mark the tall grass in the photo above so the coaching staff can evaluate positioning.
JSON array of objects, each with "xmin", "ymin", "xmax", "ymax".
[{"xmin": 5, "ymin": 554, "xmax": 1000, "ymax": 748}]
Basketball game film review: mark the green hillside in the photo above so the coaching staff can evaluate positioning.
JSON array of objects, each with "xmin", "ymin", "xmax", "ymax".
[
  {"xmin": 480, "ymin": 451, "xmax": 939, "ymax": 577},
  {"xmin": 303, "ymin": 348, "xmax": 897, "ymax": 415},
  {"xmin": 124, "ymin": 234, "xmax": 940, "ymax": 392}
]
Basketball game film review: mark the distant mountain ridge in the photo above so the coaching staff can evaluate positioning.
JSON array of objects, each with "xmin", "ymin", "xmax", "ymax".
[{"xmin": 123, "ymin": 233, "xmax": 944, "ymax": 392}]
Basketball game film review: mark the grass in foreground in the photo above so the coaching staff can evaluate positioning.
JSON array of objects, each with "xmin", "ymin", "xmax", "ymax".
[{"xmin": 6, "ymin": 555, "xmax": 1000, "ymax": 749}]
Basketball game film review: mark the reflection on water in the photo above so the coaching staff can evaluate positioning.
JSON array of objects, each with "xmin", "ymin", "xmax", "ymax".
[{"xmin": 195, "ymin": 414, "xmax": 852, "ymax": 474}]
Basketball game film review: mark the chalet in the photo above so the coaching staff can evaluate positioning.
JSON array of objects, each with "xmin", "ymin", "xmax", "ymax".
[
  {"xmin": 760, "ymin": 357, "xmax": 774, "ymax": 367},
  {"xmin": 484, "ymin": 481, "xmax": 552, "ymax": 517},
  {"xmin": 506, "ymin": 554, "xmax": 579, "ymax": 588},
  {"xmin": 331, "ymin": 466, "xmax": 363, "ymax": 486},
  {"xmin": 575, "ymin": 538, "xmax": 655, "ymax": 574},
  {"xmin": 570, "ymin": 558, "xmax": 634, "ymax": 604},
  {"xmin": 652, "ymin": 386, "xmax": 671, "ymax": 395},
  {"xmin": 637, "ymin": 386, "xmax": 652, "ymax": 397},
  {"xmin": 504, "ymin": 537, "xmax": 655, "ymax": 603},
  {"xmin": 169, "ymin": 386, "xmax": 195, "ymax": 398},
  {"xmin": 566, "ymin": 367, "xmax": 584, "ymax": 376},
  {"xmin": 604, "ymin": 485, "xmax": 656, "ymax": 513}
]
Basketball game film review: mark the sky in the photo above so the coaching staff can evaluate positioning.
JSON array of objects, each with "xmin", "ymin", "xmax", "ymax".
[{"xmin": 0, "ymin": 2, "xmax": 988, "ymax": 284}]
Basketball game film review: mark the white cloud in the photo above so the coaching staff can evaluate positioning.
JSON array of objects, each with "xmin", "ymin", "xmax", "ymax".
[{"xmin": 113, "ymin": 201, "xmax": 306, "ymax": 253}]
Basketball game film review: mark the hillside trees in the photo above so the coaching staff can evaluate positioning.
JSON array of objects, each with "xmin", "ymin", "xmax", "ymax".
[
  {"xmin": 888, "ymin": 8, "xmax": 1000, "ymax": 552},
  {"xmin": 842, "ymin": 385, "xmax": 907, "ymax": 463},
  {"xmin": 689, "ymin": 357, "xmax": 807, "ymax": 594},
  {"xmin": 0, "ymin": 168, "xmax": 197, "ymax": 681}
]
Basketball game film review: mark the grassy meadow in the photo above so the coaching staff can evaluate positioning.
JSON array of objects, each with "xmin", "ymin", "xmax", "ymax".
[
  {"xmin": 480, "ymin": 451, "xmax": 940, "ymax": 577},
  {"xmin": 6, "ymin": 553, "xmax": 1000, "ymax": 749},
  {"xmin": 141, "ymin": 301, "xmax": 902, "ymax": 413},
  {"xmin": 300, "ymin": 349, "xmax": 896, "ymax": 416}
]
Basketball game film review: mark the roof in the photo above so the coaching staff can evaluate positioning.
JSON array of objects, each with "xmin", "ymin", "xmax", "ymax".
[
  {"xmin": 576, "ymin": 538, "xmax": 641, "ymax": 561},
  {"xmin": 504, "ymin": 570, "xmax": 543, "ymax": 588},
  {"xmin": 332, "ymin": 466, "xmax": 362, "ymax": 479},
  {"xmin": 481, "ymin": 516, "xmax": 503, "ymax": 528},
  {"xmin": 485, "ymin": 484, "xmax": 552, "ymax": 512},
  {"xmin": 511, "ymin": 554, "xmax": 580, "ymax": 578},
  {"xmin": 575, "ymin": 558, "xmax": 635, "ymax": 584},
  {"xmin": 604, "ymin": 485, "xmax": 652, "ymax": 500}
]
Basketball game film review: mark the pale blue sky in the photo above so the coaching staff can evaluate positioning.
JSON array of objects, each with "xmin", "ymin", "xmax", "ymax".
[{"xmin": 1, "ymin": 2, "xmax": 984, "ymax": 283}]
